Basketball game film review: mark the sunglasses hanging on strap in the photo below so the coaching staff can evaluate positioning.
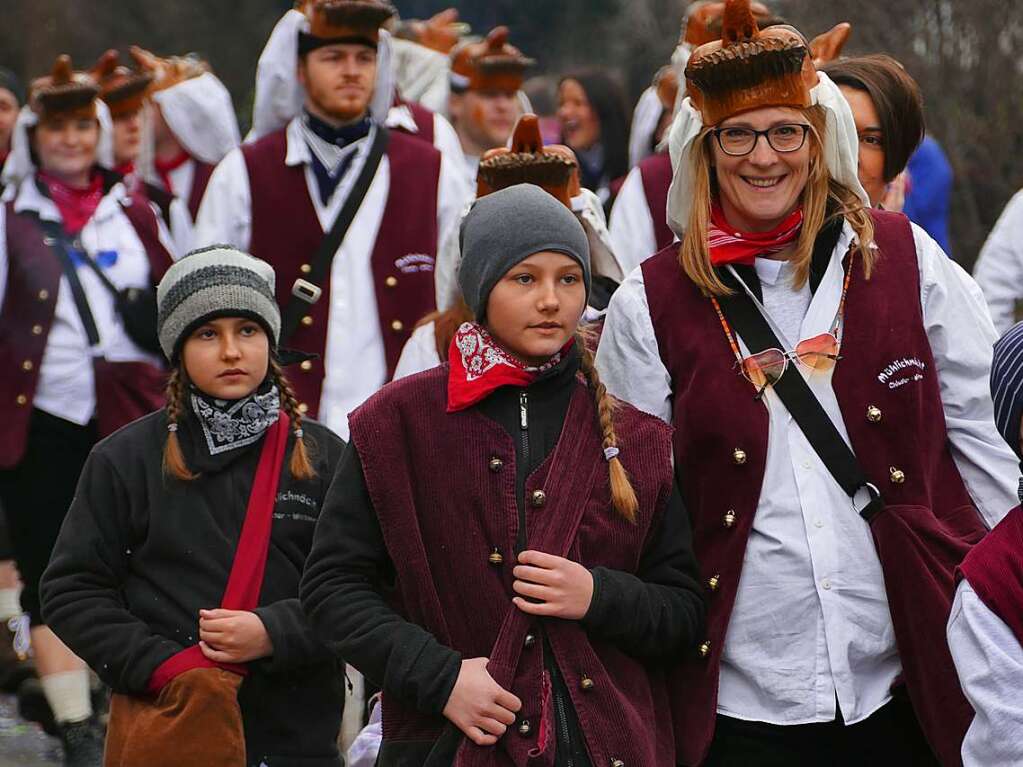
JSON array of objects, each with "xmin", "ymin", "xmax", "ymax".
[{"xmin": 714, "ymin": 259, "xmax": 884, "ymax": 521}]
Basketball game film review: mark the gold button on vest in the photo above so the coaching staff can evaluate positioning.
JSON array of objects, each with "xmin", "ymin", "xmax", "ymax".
[
  {"xmin": 889, "ymin": 467, "xmax": 906, "ymax": 484},
  {"xmin": 385, "ymin": 276, "xmax": 398, "ymax": 288},
  {"xmin": 391, "ymin": 319, "xmax": 404, "ymax": 332},
  {"xmin": 723, "ymin": 510, "xmax": 737, "ymax": 528},
  {"xmin": 867, "ymin": 405, "xmax": 882, "ymax": 423},
  {"xmin": 732, "ymin": 448, "xmax": 747, "ymax": 465}
]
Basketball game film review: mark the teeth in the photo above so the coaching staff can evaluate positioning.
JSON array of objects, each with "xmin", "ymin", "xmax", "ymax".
[{"xmin": 745, "ymin": 177, "xmax": 781, "ymax": 188}]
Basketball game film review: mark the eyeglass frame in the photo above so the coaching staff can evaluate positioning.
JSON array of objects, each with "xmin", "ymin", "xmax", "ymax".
[{"xmin": 711, "ymin": 123, "xmax": 812, "ymax": 157}]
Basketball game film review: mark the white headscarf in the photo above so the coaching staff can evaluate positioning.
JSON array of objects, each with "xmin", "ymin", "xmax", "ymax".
[
  {"xmin": 246, "ymin": 9, "xmax": 396, "ymax": 143},
  {"xmin": 665, "ymin": 71, "xmax": 869, "ymax": 239},
  {"xmin": 2, "ymin": 100, "xmax": 115, "ymax": 190}
]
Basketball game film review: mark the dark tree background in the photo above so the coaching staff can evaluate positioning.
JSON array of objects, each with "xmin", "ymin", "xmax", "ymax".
[{"xmin": 2, "ymin": 0, "xmax": 1019, "ymax": 267}]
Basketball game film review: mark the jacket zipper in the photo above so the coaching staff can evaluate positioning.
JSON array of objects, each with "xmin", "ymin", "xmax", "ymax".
[
  {"xmin": 555, "ymin": 682, "xmax": 575, "ymax": 767},
  {"xmin": 517, "ymin": 389, "xmax": 530, "ymax": 555}
]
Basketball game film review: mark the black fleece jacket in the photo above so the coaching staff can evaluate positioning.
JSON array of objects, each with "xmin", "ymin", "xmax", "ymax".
[
  {"xmin": 301, "ymin": 349, "xmax": 706, "ymax": 766},
  {"xmin": 40, "ymin": 407, "xmax": 347, "ymax": 767}
]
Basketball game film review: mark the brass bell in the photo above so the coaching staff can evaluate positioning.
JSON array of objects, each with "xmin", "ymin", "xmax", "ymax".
[
  {"xmin": 707, "ymin": 574, "xmax": 720, "ymax": 592},
  {"xmin": 488, "ymin": 456, "xmax": 504, "ymax": 473},
  {"xmin": 611, "ymin": 761, "xmax": 625, "ymax": 767},
  {"xmin": 698, "ymin": 641, "xmax": 711, "ymax": 658},
  {"xmin": 580, "ymin": 676, "xmax": 594, "ymax": 691},
  {"xmin": 723, "ymin": 510, "xmax": 737, "ymax": 528},
  {"xmin": 867, "ymin": 405, "xmax": 882, "ymax": 423},
  {"xmin": 732, "ymin": 448, "xmax": 747, "ymax": 465},
  {"xmin": 488, "ymin": 548, "xmax": 504, "ymax": 566},
  {"xmin": 530, "ymin": 489, "xmax": 547, "ymax": 508},
  {"xmin": 889, "ymin": 467, "xmax": 906, "ymax": 485},
  {"xmin": 518, "ymin": 720, "xmax": 531, "ymax": 736},
  {"xmin": 523, "ymin": 633, "xmax": 536, "ymax": 648}
]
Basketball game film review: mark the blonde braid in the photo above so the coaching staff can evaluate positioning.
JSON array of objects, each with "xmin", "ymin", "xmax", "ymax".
[
  {"xmin": 575, "ymin": 334, "xmax": 638, "ymax": 522},
  {"xmin": 270, "ymin": 359, "xmax": 317, "ymax": 480},
  {"xmin": 163, "ymin": 366, "xmax": 197, "ymax": 481}
]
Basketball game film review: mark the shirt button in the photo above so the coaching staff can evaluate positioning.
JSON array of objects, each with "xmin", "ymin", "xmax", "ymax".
[
  {"xmin": 802, "ymin": 460, "xmax": 812, "ymax": 470},
  {"xmin": 821, "ymin": 578, "xmax": 832, "ymax": 590},
  {"xmin": 814, "ymin": 518, "xmax": 824, "ymax": 528}
]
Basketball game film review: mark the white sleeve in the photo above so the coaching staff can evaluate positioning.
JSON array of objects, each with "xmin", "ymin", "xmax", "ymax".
[
  {"xmin": 434, "ymin": 156, "xmax": 472, "ymax": 307},
  {"xmin": 594, "ymin": 267, "xmax": 673, "ymax": 423},
  {"xmin": 193, "ymin": 148, "xmax": 252, "ymax": 251},
  {"xmin": 432, "ymin": 112, "xmax": 467, "ymax": 170},
  {"xmin": 917, "ymin": 223, "xmax": 1019, "ymax": 527},
  {"xmin": 163, "ymin": 198, "xmax": 194, "ymax": 258},
  {"xmin": 393, "ymin": 322, "xmax": 441, "ymax": 380},
  {"xmin": 948, "ymin": 580, "xmax": 1023, "ymax": 767},
  {"xmin": 434, "ymin": 216, "xmax": 465, "ymax": 311},
  {"xmin": 973, "ymin": 190, "xmax": 1023, "ymax": 335},
  {"xmin": 608, "ymin": 166, "xmax": 658, "ymax": 277}
]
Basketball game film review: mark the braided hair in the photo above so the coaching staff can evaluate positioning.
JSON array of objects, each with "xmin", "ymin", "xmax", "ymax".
[
  {"xmin": 269, "ymin": 358, "xmax": 316, "ymax": 481},
  {"xmin": 575, "ymin": 332, "xmax": 638, "ymax": 522}
]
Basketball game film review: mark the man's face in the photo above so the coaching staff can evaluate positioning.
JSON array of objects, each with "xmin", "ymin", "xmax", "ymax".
[
  {"xmin": 299, "ymin": 43, "xmax": 377, "ymax": 122},
  {"xmin": 455, "ymin": 89, "xmax": 521, "ymax": 152},
  {"xmin": 0, "ymin": 88, "xmax": 19, "ymax": 152}
]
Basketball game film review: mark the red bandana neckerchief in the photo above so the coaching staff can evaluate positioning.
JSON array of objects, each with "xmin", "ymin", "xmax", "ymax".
[
  {"xmin": 708, "ymin": 201, "xmax": 803, "ymax": 266},
  {"xmin": 447, "ymin": 322, "xmax": 573, "ymax": 413},
  {"xmin": 37, "ymin": 170, "xmax": 105, "ymax": 236},
  {"xmin": 154, "ymin": 150, "xmax": 191, "ymax": 194}
]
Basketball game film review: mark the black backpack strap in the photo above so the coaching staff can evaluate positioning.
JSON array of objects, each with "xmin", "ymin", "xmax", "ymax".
[
  {"xmin": 34, "ymin": 216, "xmax": 101, "ymax": 348},
  {"xmin": 279, "ymin": 125, "xmax": 391, "ymax": 346},
  {"xmin": 717, "ymin": 266, "xmax": 884, "ymax": 521}
]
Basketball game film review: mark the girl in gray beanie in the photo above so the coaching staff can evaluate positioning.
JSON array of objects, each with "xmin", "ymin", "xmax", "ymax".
[
  {"xmin": 40, "ymin": 245, "xmax": 348, "ymax": 767},
  {"xmin": 301, "ymin": 183, "xmax": 704, "ymax": 765}
]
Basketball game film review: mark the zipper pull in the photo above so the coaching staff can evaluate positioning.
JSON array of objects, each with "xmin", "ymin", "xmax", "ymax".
[{"xmin": 519, "ymin": 390, "xmax": 528, "ymax": 430}]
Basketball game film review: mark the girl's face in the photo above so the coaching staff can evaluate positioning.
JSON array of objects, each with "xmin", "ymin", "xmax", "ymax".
[
  {"xmin": 711, "ymin": 106, "xmax": 813, "ymax": 233},
  {"xmin": 33, "ymin": 115, "xmax": 99, "ymax": 181},
  {"xmin": 485, "ymin": 251, "xmax": 586, "ymax": 366},
  {"xmin": 838, "ymin": 84, "xmax": 886, "ymax": 207},
  {"xmin": 181, "ymin": 317, "xmax": 270, "ymax": 400},
  {"xmin": 557, "ymin": 79, "xmax": 600, "ymax": 151}
]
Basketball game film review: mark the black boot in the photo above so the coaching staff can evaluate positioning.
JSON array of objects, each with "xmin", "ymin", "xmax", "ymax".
[{"xmin": 59, "ymin": 717, "xmax": 104, "ymax": 767}]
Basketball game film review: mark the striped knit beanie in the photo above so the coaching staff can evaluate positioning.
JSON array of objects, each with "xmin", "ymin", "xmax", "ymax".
[
  {"xmin": 157, "ymin": 245, "xmax": 281, "ymax": 362},
  {"xmin": 991, "ymin": 320, "xmax": 1023, "ymax": 459}
]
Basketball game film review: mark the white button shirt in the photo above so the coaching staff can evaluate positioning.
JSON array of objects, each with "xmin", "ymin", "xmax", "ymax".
[
  {"xmin": 595, "ymin": 221, "xmax": 1018, "ymax": 726},
  {"xmin": 0, "ymin": 177, "xmax": 176, "ymax": 425},
  {"xmin": 195, "ymin": 117, "xmax": 468, "ymax": 439}
]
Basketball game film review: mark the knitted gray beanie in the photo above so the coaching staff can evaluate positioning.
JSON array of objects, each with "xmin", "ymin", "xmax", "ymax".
[
  {"xmin": 156, "ymin": 245, "xmax": 281, "ymax": 361},
  {"xmin": 458, "ymin": 184, "xmax": 590, "ymax": 319}
]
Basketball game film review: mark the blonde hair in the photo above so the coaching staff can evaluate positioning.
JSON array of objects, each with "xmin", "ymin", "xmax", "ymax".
[
  {"xmin": 679, "ymin": 105, "xmax": 876, "ymax": 296},
  {"xmin": 576, "ymin": 332, "xmax": 638, "ymax": 523},
  {"xmin": 163, "ymin": 361, "xmax": 316, "ymax": 482}
]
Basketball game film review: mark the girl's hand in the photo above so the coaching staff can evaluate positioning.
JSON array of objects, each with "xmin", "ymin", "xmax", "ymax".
[
  {"xmin": 512, "ymin": 550, "xmax": 594, "ymax": 620},
  {"xmin": 443, "ymin": 657, "xmax": 522, "ymax": 745},
  {"xmin": 198, "ymin": 609, "xmax": 274, "ymax": 663}
]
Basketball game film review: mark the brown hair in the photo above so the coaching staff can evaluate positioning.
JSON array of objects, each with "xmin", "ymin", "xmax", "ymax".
[
  {"xmin": 576, "ymin": 332, "xmax": 638, "ymax": 523},
  {"xmin": 679, "ymin": 104, "xmax": 877, "ymax": 296},
  {"xmin": 820, "ymin": 54, "xmax": 924, "ymax": 182},
  {"xmin": 163, "ymin": 361, "xmax": 316, "ymax": 482}
]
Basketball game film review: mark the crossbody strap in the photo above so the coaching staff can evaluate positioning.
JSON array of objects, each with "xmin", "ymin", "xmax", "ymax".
[
  {"xmin": 279, "ymin": 125, "xmax": 391, "ymax": 346},
  {"xmin": 718, "ymin": 270, "xmax": 884, "ymax": 520},
  {"xmin": 34, "ymin": 215, "xmax": 102, "ymax": 348}
]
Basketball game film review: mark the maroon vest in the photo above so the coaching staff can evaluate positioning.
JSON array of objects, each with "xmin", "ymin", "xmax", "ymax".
[
  {"xmin": 0, "ymin": 194, "xmax": 173, "ymax": 468},
  {"xmin": 959, "ymin": 506, "xmax": 1023, "ymax": 645},
  {"xmin": 349, "ymin": 366, "xmax": 676, "ymax": 767},
  {"xmin": 638, "ymin": 152, "xmax": 674, "ymax": 252},
  {"xmin": 242, "ymin": 127, "xmax": 441, "ymax": 418},
  {"xmin": 187, "ymin": 160, "xmax": 215, "ymax": 221},
  {"xmin": 642, "ymin": 210, "xmax": 985, "ymax": 766},
  {"xmin": 396, "ymin": 99, "xmax": 437, "ymax": 146}
]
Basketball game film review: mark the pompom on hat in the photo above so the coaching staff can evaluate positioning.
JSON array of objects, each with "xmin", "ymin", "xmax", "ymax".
[
  {"xmin": 156, "ymin": 246, "xmax": 282, "ymax": 362},
  {"xmin": 450, "ymin": 26, "xmax": 534, "ymax": 93}
]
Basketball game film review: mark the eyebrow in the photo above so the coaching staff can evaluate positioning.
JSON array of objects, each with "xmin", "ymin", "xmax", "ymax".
[{"xmin": 720, "ymin": 120, "xmax": 801, "ymax": 130}]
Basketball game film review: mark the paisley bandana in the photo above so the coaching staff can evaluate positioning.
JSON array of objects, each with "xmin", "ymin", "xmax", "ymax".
[
  {"xmin": 447, "ymin": 322, "xmax": 573, "ymax": 412},
  {"xmin": 190, "ymin": 385, "xmax": 281, "ymax": 456}
]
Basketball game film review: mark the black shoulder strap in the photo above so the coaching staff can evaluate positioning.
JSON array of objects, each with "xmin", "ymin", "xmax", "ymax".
[
  {"xmin": 717, "ymin": 268, "xmax": 884, "ymax": 520},
  {"xmin": 33, "ymin": 216, "xmax": 101, "ymax": 347},
  {"xmin": 279, "ymin": 125, "xmax": 391, "ymax": 346}
]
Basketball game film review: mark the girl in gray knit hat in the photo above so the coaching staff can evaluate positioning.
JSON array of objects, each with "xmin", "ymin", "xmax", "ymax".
[
  {"xmin": 40, "ymin": 245, "xmax": 348, "ymax": 767},
  {"xmin": 301, "ymin": 184, "xmax": 704, "ymax": 765}
]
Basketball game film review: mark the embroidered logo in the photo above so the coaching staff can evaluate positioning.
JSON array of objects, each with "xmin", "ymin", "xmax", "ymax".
[
  {"xmin": 394, "ymin": 254, "xmax": 435, "ymax": 274},
  {"xmin": 877, "ymin": 356, "xmax": 926, "ymax": 390},
  {"xmin": 273, "ymin": 490, "xmax": 319, "ymax": 523}
]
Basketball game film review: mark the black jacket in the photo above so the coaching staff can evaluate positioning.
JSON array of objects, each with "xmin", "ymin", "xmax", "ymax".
[
  {"xmin": 301, "ymin": 348, "xmax": 706, "ymax": 766},
  {"xmin": 41, "ymin": 407, "xmax": 347, "ymax": 767}
]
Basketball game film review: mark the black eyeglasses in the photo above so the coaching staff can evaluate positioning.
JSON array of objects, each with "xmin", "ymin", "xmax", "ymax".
[{"xmin": 712, "ymin": 124, "xmax": 811, "ymax": 156}]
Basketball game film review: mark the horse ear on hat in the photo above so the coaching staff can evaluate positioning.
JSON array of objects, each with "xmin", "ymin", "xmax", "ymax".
[
  {"xmin": 477, "ymin": 114, "xmax": 579, "ymax": 206},
  {"xmin": 450, "ymin": 26, "xmax": 534, "ymax": 93},
  {"xmin": 91, "ymin": 49, "xmax": 153, "ymax": 119},
  {"xmin": 29, "ymin": 55, "xmax": 100, "ymax": 122}
]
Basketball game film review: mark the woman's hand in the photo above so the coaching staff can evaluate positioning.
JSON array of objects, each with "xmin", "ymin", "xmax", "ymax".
[
  {"xmin": 198, "ymin": 609, "xmax": 274, "ymax": 663},
  {"xmin": 881, "ymin": 171, "xmax": 907, "ymax": 213},
  {"xmin": 442, "ymin": 657, "xmax": 522, "ymax": 745},
  {"xmin": 512, "ymin": 550, "xmax": 594, "ymax": 620}
]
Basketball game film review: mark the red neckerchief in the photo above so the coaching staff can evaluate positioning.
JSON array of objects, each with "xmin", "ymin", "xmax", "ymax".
[
  {"xmin": 114, "ymin": 160, "xmax": 135, "ymax": 177},
  {"xmin": 447, "ymin": 322, "xmax": 574, "ymax": 413},
  {"xmin": 708, "ymin": 201, "xmax": 803, "ymax": 266},
  {"xmin": 37, "ymin": 170, "xmax": 105, "ymax": 235},
  {"xmin": 154, "ymin": 150, "xmax": 190, "ymax": 194}
]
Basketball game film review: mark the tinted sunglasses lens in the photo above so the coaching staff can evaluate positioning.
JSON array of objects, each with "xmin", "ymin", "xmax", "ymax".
[
  {"xmin": 743, "ymin": 350, "xmax": 787, "ymax": 388},
  {"xmin": 796, "ymin": 333, "xmax": 839, "ymax": 371}
]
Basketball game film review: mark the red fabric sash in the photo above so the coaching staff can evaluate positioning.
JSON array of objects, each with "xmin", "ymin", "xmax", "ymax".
[
  {"xmin": 147, "ymin": 412, "xmax": 291, "ymax": 694},
  {"xmin": 707, "ymin": 202, "xmax": 803, "ymax": 266},
  {"xmin": 37, "ymin": 170, "xmax": 104, "ymax": 235},
  {"xmin": 446, "ymin": 322, "xmax": 573, "ymax": 413}
]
